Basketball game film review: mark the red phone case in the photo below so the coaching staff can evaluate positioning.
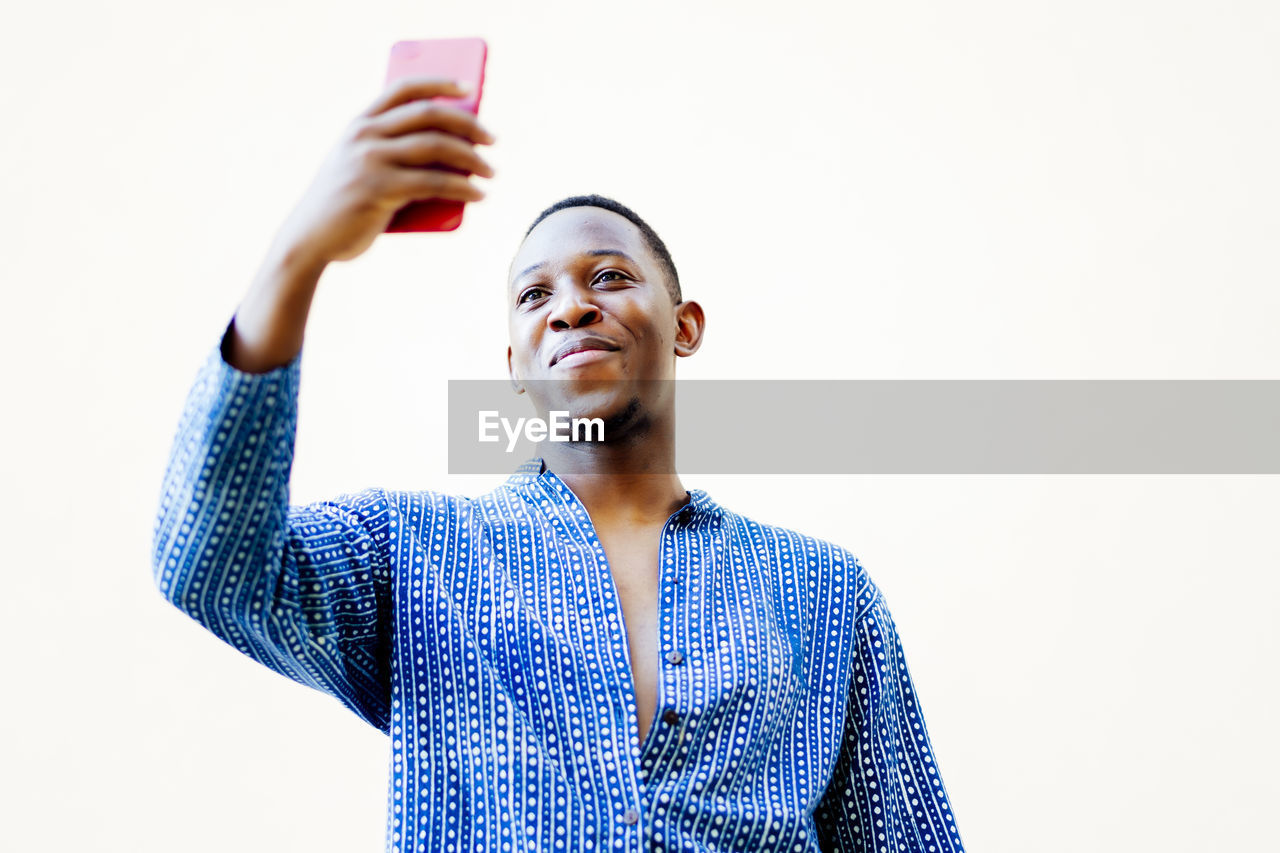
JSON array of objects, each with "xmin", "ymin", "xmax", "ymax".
[{"xmin": 383, "ymin": 38, "xmax": 488, "ymax": 232}]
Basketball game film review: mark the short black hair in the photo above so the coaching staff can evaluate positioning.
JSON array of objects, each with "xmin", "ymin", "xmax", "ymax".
[{"xmin": 523, "ymin": 194, "xmax": 682, "ymax": 303}]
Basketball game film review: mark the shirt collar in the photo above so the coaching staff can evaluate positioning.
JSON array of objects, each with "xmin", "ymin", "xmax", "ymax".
[{"xmin": 504, "ymin": 456, "xmax": 719, "ymax": 520}]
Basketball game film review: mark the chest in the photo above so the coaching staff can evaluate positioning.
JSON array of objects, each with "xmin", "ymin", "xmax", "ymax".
[
  {"xmin": 594, "ymin": 527, "xmax": 664, "ymax": 740},
  {"xmin": 420, "ymin": 506, "xmax": 812, "ymax": 747}
]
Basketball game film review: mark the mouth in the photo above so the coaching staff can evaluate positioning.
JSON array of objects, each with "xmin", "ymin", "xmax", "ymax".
[{"xmin": 550, "ymin": 336, "xmax": 621, "ymax": 367}]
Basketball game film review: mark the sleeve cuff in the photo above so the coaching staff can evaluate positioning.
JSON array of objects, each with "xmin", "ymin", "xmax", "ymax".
[{"xmin": 204, "ymin": 315, "xmax": 303, "ymax": 389}]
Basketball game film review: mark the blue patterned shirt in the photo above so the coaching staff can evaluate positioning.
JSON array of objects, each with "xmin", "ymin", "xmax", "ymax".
[{"xmin": 152, "ymin": 325, "xmax": 967, "ymax": 853}]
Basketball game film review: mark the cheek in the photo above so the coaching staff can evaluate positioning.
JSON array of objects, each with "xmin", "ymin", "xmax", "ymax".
[
  {"xmin": 648, "ymin": 312, "xmax": 678, "ymax": 353},
  {"xmin": 508, "ymin": 330, "xmax": 539, "ymax": 373},
  {"xmin": 625, "ymin": 301, "xmax": 674, "ymax": 346}
]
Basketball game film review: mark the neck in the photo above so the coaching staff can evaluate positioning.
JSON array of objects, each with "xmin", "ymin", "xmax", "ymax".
[{"xmin": 540, "ymin": 415, "xmax": 688, "ymax": 527}]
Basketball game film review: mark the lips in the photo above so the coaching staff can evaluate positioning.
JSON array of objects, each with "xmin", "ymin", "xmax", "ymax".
[{"xmin": 550, "ymin": 336, "xmax": 621, "ymax": 366}]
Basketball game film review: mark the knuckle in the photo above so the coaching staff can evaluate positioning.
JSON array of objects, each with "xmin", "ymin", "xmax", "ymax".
[
  {"xmin": 435, "ymin": 133, "xmax": 466, "ymax": 154},
  {"xmin": 433, "ymin": 104, "xmax": 466, "ymax": 125},
  {"xmin": 410, "ymin": 132, "xmax": 444, "ymax": 159},
  {"xmin": 352, "ymin": 140, "xmax": 384, "ymax": 168},
  {"xmin": 355, "ymin": 175, "xmax": 386, "ymax": 203},
  {"xmin": 341, "ymin": 170, "xmax": 380, "ymax": 204},
  {"xmin": 444, "ymin": 174, "xmax": 470, "ymax": 196},
  {"xmin": 369, "ymin": 171, "xmax": 403, "ymax": 203},
  {"xmin": 438, "ymin": 135, "xmax": 471, "ymax": 160},
  {"xmin": 425, "ymin": 171, "xmax": 448, "ymax": 192}
]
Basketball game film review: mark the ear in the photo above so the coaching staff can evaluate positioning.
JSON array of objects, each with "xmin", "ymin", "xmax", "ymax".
[
  {"xmin": 673, "ymin": 300, "xmax": 706, "ymax": 357},
  {"xmin": 507, "ymin": 346, "xmax": 525, "ymax": 394}
]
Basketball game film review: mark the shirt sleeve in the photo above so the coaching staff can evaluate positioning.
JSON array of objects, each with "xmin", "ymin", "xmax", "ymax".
[
  {"xmin": 813, "ymin": 567, "xmax": 967, "ymax": 852},
  {"xmin": 151, "ymin": 318, "xmax": 395, "ymax": 733}
]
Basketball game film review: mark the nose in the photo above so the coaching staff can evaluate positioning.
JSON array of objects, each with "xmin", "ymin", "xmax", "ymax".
[{"xmin": 546, "ymin": 284, "xmax": 601, "ymax": 331}]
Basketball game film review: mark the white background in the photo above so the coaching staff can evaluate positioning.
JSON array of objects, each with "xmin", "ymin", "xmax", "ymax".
[{"xmin": 3, "ymin": 1, "xmax": 1277, "ymax": 850}]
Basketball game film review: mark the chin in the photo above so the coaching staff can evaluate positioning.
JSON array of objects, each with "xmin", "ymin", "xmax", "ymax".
[{"xmin": 525, "ymin": 379, "xmax": 641, "ymax": 427}]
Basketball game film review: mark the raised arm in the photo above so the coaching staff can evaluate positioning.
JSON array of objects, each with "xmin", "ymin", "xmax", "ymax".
[
  {"xmin": 814, "ymin": 569, "xmax": 967, "ymax": 852},
  {"xmin": 152, "ymin": 323, "xmax": 398, "ymax": 729},
  {"xmin": 150, "ymin": 75, "xmax": 495, "ymax": 729}
]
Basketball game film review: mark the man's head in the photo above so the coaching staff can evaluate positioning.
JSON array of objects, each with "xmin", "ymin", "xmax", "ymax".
[
  {"xmin": 506, "ymin": 195, "xmax": 705, "ymax": 438},
  {"xmin": 522, "ymin": 195, "xmax": 682, "ymax": 303}
]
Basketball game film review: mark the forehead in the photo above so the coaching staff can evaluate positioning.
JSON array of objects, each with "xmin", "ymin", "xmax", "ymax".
[{"xmin": 509, "ymin": 207, "xmax": 652, "ymax": 287}]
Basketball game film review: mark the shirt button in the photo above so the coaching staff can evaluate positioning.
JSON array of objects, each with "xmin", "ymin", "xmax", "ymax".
[
  {"xmin": 661, "ymin": 709, "xmax": 680, "ymax": 725},
  {"xmin": 665, "ymin": 650, "xmax": 684, "ymax": 665},
  {"xmin": 621, "ymin": 807, "xmax": 640, "ymax": 825}
]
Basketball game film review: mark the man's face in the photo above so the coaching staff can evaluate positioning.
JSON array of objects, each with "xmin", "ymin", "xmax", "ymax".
[{"xmin": 507, "ymin": 206, "xmax": 701, "ymax": 427}]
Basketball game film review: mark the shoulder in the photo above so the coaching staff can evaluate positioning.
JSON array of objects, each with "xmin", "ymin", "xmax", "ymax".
[
  {"xmin": 377, "ymin": 481, "xmax": 537, "ymax": 527},
  {"xmin": 290, "ymin": 486, "xmax": 396, "ymax": 527},
  {"xmin": 716, "ymin": 503, "xmax": 866, "ymax": 599},
  {"xmin": 374, "ymin": 487, "xmax": 481, "ymax": 526}
]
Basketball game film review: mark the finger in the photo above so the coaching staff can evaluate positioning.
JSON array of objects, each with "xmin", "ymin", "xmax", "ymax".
[
  {"xmin": 384, "ymin": 168, "xmax": 486, "ymax": 204},
  {"xmin": 363, "ymin": 97, "xmax": 495, "ymax": 145},
  {"xmin": 359, "ymin": 75, "xmax": 469, "ymax": 119},
  {"xmin": 379, "ymin": 131, "xmax": 495, "ymax": 178}
]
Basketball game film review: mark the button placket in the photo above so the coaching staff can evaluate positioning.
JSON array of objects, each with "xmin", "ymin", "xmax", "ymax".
[
  {"xmin": 653, "ymin": 503, "xmax": 696, "ymax": 778},
  {"xmin": 543, "ymin": 470, "xmax": 654, "ymax": 808}
]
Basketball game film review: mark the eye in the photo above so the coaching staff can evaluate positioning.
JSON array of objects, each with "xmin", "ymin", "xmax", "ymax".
[
  {"xmin": 594, "ymin": 269, "xmax": 630, "ymax": 284},
  {"xmin": 517, "ymin": 286, "xmax": 548, "ymax": 306}
]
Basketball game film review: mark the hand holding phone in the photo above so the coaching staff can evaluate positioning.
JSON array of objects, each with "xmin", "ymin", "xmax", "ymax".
[
  {"xmin": 229, "ymin": 42, "xmax": 493, "ymax": 375},
  {"xmin": 266, "ymin": 43, "xmax": 493, "ymax": 270}
]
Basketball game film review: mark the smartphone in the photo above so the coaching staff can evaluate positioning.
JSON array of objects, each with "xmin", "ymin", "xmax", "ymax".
[{"xmin": 383, "ymin": 37, "xmax": 488, "ymax": 232}]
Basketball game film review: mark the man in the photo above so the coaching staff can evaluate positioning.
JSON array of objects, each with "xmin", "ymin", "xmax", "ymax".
[{"xmin": 152, "ymin": 75, "xmax": 966, "ymax": 852}]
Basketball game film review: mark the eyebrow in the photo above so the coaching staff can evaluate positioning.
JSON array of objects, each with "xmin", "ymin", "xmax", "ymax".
[{"xmin": 512, "ymin": 249, "xmax": 641, "ymax": 285}]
